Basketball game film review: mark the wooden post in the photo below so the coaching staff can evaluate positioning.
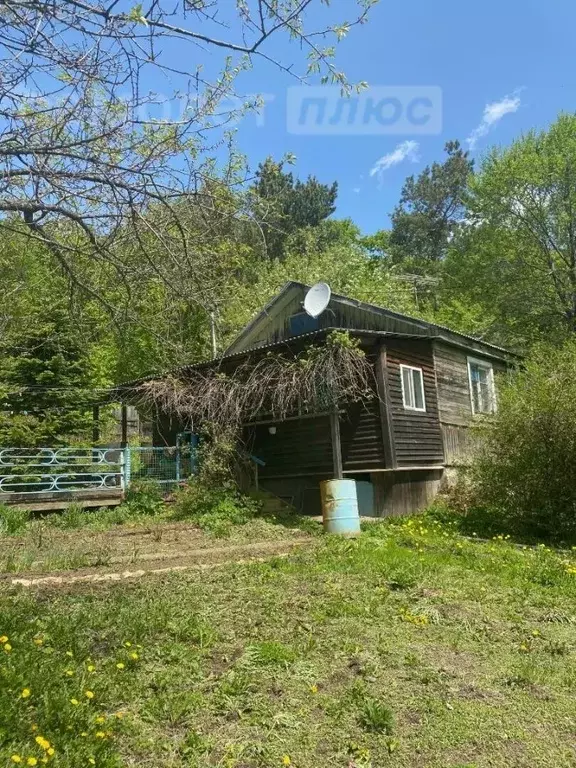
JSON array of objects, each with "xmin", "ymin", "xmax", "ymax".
[
  {"xmin": 375, "ymin": 344, "xmax": 397, "ymax": 469},
  {"xmin": 120, "ymin": 404, "xmax": 128, "ymax": 448},
  {"xmin": 92, "ymin": 405, "xmax": 100, "ymax": 446},
  {"xmin": 330, "ymin": 410, "xmax": 343, "ymax": 479}
]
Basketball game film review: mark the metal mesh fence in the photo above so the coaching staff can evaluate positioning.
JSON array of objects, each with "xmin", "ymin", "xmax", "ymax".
[{"xmin": 126, "ymin": 446, "xmax": 195, "ymax": 489}]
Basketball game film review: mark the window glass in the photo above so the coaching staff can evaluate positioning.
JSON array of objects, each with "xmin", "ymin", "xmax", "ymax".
[
  {"xmin": 401, "ymin": 365, "xmax": 426, "ymax": 411},
  {"xmin": 468, "ymin": 361, "xmax": 495, "ymax": 414}
]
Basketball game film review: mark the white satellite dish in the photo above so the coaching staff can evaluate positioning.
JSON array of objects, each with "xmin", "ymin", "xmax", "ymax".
[{"xmin": 304, "ymin": 282, "xmax": 331, "ymax": 318}]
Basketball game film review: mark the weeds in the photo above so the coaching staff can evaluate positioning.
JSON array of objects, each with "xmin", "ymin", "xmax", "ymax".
[{"xmin": 0, "ymin": 504, "xmax": 29, "ymax": 535}]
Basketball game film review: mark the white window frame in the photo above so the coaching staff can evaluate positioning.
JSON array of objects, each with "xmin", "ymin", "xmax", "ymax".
[
  {"xmin": 467, "ymin": 357, "xmax": 497, "ymax": 415},
  {"xmin": 400, "ymin": 364, "xmax": 426, "ymax": 412}
]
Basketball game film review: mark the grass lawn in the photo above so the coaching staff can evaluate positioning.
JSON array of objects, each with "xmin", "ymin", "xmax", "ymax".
[{"xmin": 1, "ymin": 515, "xmax": 576, "ymax": 767}]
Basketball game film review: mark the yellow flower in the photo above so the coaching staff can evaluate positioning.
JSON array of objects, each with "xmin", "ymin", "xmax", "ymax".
[
  {"xmin": 116, "ymin": 662, "xmax": 125, "ymax": 670},
  {"xmin": 4, "ymin": 642, "xmax": 12, "ymax": 652},
  {"xmin": 0, "ymin": 635, "xmax": 8, "ymax": 643},
  {"xmin": 33, "ymin": 638, "xmax": 43, "ymax": 646},
  {"xmin": 70, "ymin": 699, "xmax": 79, "ymax": 706},
  {"xmin": 95, "ymin": 716, "xmax": 105, "ymax": 724},
  {"xmin": 129, "ymin": 653, "xmax": 138, "ymax": 661},
  {"xmin": 11, "ymin": 756, "xmax": 22, "ymax": 764},
  {"xmin": 65, "ymin": 670, "xmax": 74, "ymax": 677},
  {"xmin": 95, "ymin": 731, "xmax": 106, "ymax": 739},
  {"xmin": 85, "ymin": 690, "xmax": 95, "ymax": 699},
  {"xmin": 87, "ymin": 665, "xmax": 95, "ymax": 673},
  {"xmin": 114, "ymin": 711, "xmax": 124, "ymax": 719},
  {"xmin": 282, "ymin": 756, "xmax": 291, "ymax": 766},
  {"xmin": 47, "ymin": 749, "xmax": 55, "ymax": 757},
  {"xmin": 124, "ymin": 642, "xmax": 132, "ymax": 647},
  {"xmin": 88, "ymin": 759, "xmax": 95, "ymax": 766},
  {"xmin": 65, "ymin": 651, "xmax": 73, "ymax": 657},
  {"xmin": 34, "ymin": 737, "xmax": 50, "ymax": 750},
  {"xmin": 21, "ymin": 688, "xmax": 31, "ymax": 699},
  {"xmin": 309, "ymin": 684, "xmax": 318, "ymax": 694},
  {"xmin": 27, "ymin": 759, "xmax": 38, "ymax": 767}
]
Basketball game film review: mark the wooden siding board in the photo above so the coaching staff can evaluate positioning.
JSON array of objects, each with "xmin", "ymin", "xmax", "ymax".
[{"xmin": 386, "ymin": 339, "xmax": 445, "ymax": 467}]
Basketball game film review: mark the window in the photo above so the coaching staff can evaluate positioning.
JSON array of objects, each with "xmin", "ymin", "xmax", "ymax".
[
  {"xmin": 287, "ymin": 312, "xmax": 319, "ymax": 337},
  {"xmin": 400, "ymin": 365, "xmax": 426, "ymax": 411},
  {"xmin": 468, "ymin": 358, "xmax": 496, "ymax": 415}
]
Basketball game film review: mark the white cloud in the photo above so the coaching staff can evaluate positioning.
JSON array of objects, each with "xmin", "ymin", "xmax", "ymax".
[
  {"xmin": 352, "ymin": 187, "xmax": 361, "ymax": 194},
  {"xmin": 467, "ymin": 91, "xmax": 522, "ymax": 150},
  {"xmin": 369, "ymin": 140, "xmax": 420, "ymax": 180}
]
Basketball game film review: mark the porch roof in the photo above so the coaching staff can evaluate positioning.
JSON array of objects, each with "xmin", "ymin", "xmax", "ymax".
[{"xmin": 110, "ymin": 327, "xmax": 436, "ymax": 400}]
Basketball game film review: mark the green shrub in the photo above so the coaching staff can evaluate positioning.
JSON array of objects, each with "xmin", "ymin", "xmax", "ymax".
[
  {"xmin": 172, "ymin": 480, "xmax": 260, "ymax": 536},
  {"xmin": 123, "ymin": 480, "xmax": 164, "ymax": 516},
  {"xmin": 0, "ymin": 503, "xmax": 29, "ymax": 535},
  {"xmin": 470, "ymin": 341, "xmax": 576, "ymax": 542},
  {"xmin": 55, "ymin": 501, "xmax": 86, "ymax": 529}
]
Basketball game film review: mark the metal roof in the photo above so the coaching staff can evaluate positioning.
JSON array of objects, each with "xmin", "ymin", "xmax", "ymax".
[
  {"xmin": 112, "ymin": 324, "xmax": 515, "ymax": 398},
  {"xmin": 224, "ymin": 280, "xmax": 514, "ymax": 357}
]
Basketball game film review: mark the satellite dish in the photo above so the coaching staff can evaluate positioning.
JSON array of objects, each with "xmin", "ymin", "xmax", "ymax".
[{"xmin": 304, "ymin": 282, "xmax": 331, "ymax": 318}]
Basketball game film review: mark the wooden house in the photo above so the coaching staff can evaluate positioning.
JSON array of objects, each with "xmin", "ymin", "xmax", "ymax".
[{"xmin": 122, "ymin": 282, "xmax": 515, "ymax": 517}]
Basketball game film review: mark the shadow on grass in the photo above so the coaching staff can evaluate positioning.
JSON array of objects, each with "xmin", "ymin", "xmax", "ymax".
[{"xmin": 424, "ymin": 497, "xmax": 576, "ymax": 549}]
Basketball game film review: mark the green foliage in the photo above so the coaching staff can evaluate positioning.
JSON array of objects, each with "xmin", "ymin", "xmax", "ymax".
[
  {"xmin": 173, "ymin": 479, "xmax": 260, "ymax": 536},
  {"xmin": 390, "ymin": 140, "xmax": 473, "ymax": 270},
  {"xmin": 358, "ymin": 699, "xmax": 395, "ymax": 734},
  {"xmin": 0, "ymin": 504, "xmax": 29, "ymax": 536},
  {"xmin": 470, "ymin": 341, "xmax": 576, "ymax": 540},
  {"xmin": 440, "ymin": 114, "xmax": 576, "ymax": 350},
  {"xmin": 122, "ymin": 480, "xmax": 165, "ymax": 517},
  {"xmin": 251, "ymin": 157, "xmax": 338, "ymax": 260}
]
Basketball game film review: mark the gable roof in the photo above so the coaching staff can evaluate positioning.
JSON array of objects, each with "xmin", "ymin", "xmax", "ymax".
[{"xmin": 224, "ymin": 281, "xmax": 515, "ymax": 362}]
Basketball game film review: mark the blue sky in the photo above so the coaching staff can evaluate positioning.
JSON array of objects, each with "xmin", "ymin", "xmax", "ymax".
[{"xmin": 225, "ymin": 0, "xmax": 576, "ymax": 234}]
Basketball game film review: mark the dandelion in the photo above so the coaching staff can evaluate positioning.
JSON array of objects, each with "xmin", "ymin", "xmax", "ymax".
[
  {"xmin": 129, "ymin": 652, "xmax": 138, "ymax": 661},
  {"xmin": 88, "ymin": 759, "xmax": 96, "ymax": 765},
  {"xmin": 65, "ymin": 670, "xmax": 74, "ymax": 677},
  {"xmin": 11, "ymin": 756, "xmax": 22, "ymax": 764},
  {"xmin": 34, "ymin": 737, "xmax": 50, "ymax": 750},
  {"xmin": 21, "ymin": 688, "xmax": 31, "ymax": 698},
  {"xmin": 33, "ymin": 638, "xmax": 43, "ymax": 646},
  {"xmin": 282, "ymin": 756, "xmax": 291, "ymax": 766},
  {"xmin": 95, "ymin": 731, "xmax": 106, "ymax": 739},
  {"xmin": 124, "ymin": 642, "xmax": 132, "ymax": 647},
  {"xmin": 95, "ymin": 716, "xmax": 105, "ymax": 724},
  {"xmin": 47, "ymin": 749, "xmax": 55, "ymax": 757},
  {"xmin": 116, "ymin": 662, "xmax": 125, "ymax": 670},
  {"xmin": 309, "ymin": 684, "xmax": 318, "ymax": 694},
  {"xmin": 4, "ymin": 642, "xmax": 12, "ymax": 652},
  {"xmin": 26, "ymin": 758, "xmax": 38, "ymax": 766},
  {"xmin": 87, "ymin": 665, "xmax": 95, "ymax": 673},
  {"xmin": 65, "ymin": 651, "xmax": 73, "ymax": 657},
  {"xmin": 85, "ymin": 690, "xmax": 95, "ymax": 699},
  {"xmin": 70, "ymin": 699, "xmax": 79, "ymax": 706},
  {"xmin": 0, "ymin": 635, "xmax": 9, "ymax": 643}
]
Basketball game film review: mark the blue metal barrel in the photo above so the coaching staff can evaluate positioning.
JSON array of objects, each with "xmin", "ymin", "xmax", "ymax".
[{"xmin": 320, "ymin": 479, "xmax": 361, "ymax": 535}]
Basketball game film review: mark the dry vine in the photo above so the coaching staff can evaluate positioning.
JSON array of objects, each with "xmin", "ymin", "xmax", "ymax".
[{"xmin": 135, "ymin": 332, "xmax": 376, "ymax": 434}]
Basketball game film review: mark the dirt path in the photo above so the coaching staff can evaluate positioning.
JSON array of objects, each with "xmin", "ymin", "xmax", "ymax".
[{"xmin": 5, "ymin": 537, "xmax": 313, "ymax": 588}]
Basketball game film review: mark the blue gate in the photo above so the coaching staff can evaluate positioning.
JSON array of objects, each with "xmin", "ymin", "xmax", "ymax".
[{"xmin": 0, "ymin": 442, "xmax": 196, "ymax": 501}]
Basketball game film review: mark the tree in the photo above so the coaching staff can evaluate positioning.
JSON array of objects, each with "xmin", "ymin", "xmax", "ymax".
[
  {"xmin": 390, "ymin": 140, "xmax": 474, "ymax": 269},
  {"xmin": 251, "ymin": 158, "xmax": 338, "ymax": 259},
  {"xmin": 0, "ymin": 308, "xmax": 99, "ymax": 446},
  {"xmin": 462, "ymin": 114, "xmax": 576, "ymax": 340},
  {"xmin": 0, "ymin": 0, "xmax": 375, "ymax": 317}
]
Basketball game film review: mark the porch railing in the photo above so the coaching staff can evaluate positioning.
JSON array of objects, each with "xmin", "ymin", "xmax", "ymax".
[{"xmin": 0, "ymin": 444, "xmax": 195, "ymax": 497}]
